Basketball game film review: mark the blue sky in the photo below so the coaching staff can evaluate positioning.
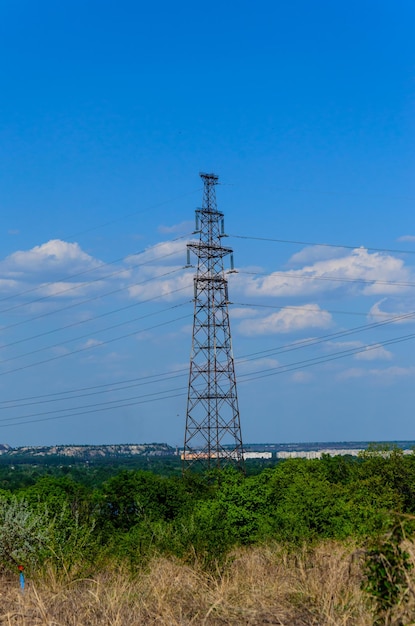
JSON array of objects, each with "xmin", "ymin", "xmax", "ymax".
[{"xmin": 0, "ymin": 1, "xmax": 415, "ymax": 447}]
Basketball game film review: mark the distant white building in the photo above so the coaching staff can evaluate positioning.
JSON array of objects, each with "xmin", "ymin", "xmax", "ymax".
[
  {"xmin": 276, "ymin": 449, "xmax": 364, "ymax": 459},
  {"xmin": 243, "ymin": 451, "xmax": 273, "ymax": 460}
]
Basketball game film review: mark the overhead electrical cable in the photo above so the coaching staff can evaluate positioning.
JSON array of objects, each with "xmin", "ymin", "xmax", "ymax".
[
  {"xmin": 0, "ymin": 239, "xmax": 190, "ymax": 316},
  {"xmin": 0, "ymin": 367, "xmax": 188, "ymax": 409},
  {"xmin": 229, "ymin": 234, "xmax": 415, "ymax": 256},
  {"xmin": 0, "ymin": 270, "xmax": 189, "ymax": 352},
  {"xmin": 1, "ymin": 324, "xmax": 415, "ymax": 428},
  {"xmin": 0, "ymin": 308, "xmax": 192, "ymax": 377},
  {"xmin": 4, "ymin": 328, "xmax": 415, "ymax": 429},
  {"xmin": 0, "ymin": 370, "xmax": 189, "ymax": 410},
  {"xmin": 9, "ymin": 228, "xmax": 412, "ymax": 326},
  {"xmin": 235, "ymin": 309, "xmax": 415, "ymax": 364},
  {"xmin": 0, "ymin": 302, "xmax": 413, "ymax": 407},
  {"xmin": 0, "ymin": 384, "xmax": 188, "ymax": 424},
  {"xmin": 5, "ymin": 229, "xmax": 410, "ymax": 322},
  {"xmin": 238, "ymin": 332, "xmax": 415, "ymax": 383},
  {"xmin": 232, "ymin": 301, "xmax": 410, "ymax": 319},
  {"xmin": 0, "ymin": 392, "xmax": 187, "ymax": 429},
  {"xmin": 1, "ymin": 260, "xmax": 192, "ymax": 340},
  {"xmin": 3, "ymin": 231, "xmax": 413, "ymax": 371},
  {"xmin": 237, "ymin": 270, "xmax": 415, "ymax": 289},
  {"xmin": 0, "ymin": 296, "xmax": 191, "ymax": 367}
]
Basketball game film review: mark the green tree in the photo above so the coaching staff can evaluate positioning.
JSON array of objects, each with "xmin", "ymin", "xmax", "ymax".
[
  {"xmin": 99, "ymin": 470, "xmax": 187, "ymax": 532},
  {"xmin": 0, "ymin": 496, "xmax": 50, "ymax": 572}
]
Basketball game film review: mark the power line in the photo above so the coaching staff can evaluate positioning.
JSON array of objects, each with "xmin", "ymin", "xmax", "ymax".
[
  {"xmin": 0, "ymin": 270, "xmax": 188, "ymax": 353},
  {"xmin": 4, "ymin": 304, "xmax": 415, "ymax": 423},
  {"xmin": 2, "ymin": 306, "xmax": 415, "ymax": 426},
  {"xmin": 2, "ymin": 231, "xmax": 413, "ymax": 374},
  {"xmin": 0, "ymin": 368, "xmax": 189, "ymax": 407},
  {"xmin": 1, "ymin": 228, "xmax": 411, "ymax": 326},
  {"xmin": 0, "ymin": 308, "xmax": 191, "ymax": 378},
  {"xmin": 0, "ymin": 371, "xmax": 188, "ymax": 410},
  {"xmin": 237, "ymin": 270, "xmax": 415, "ymax": 289},
  {"xmin": 0, "ymin": 301, "xmax": 412, "ymax": 407},
  {"xmin": 1, "ymin": 185, "xmax": 199, "ymax": 308},
  {"xmin": 0, "ymin": 384, "xmax": 187, "ymax": 424},
  {"xmin": 0, "ymin": 297, "xmax": 191, "ymax": 368},
  {"xmin": 1, "ymin": 292, "xmax": 412, "ymax": 401},
  {"xmin": 0, "ymin": 390, "xmax": 187, "ymax": 429},
  {"xmin": 229, "ymin": 234, "xmax": 415, "ymax": 256},
  {"xmin": 0, "ymin": 224, "xmax": 415, "ymax": 428},
  {"xmin": 232, "ymin": 301, "xmax": 405, "ymax": 318},
  {"xmin": 4, "ymin": 328, "xmax": 415, "ymax": 429},
  {"xmin": 239, "ymin": 332, "xmax": 415, "ymax": 383},
  {"xmin": 0, "ymin": 235, "xmax": 190, "ymax": 316},
  {"xmin": 235, "ymin": 309, "xmax": 415, "ymax": 364}
]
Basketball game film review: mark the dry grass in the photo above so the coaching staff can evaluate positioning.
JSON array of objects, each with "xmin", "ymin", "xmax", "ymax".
[{"xmin": 0, "ymin": 542, "xmax": 372, "ymax": 625}]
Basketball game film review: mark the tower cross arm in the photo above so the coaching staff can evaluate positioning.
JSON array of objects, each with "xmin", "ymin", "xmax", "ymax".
[{"xmin": 187, "ymin": 242, "xmax": 233, "ymax": 258}]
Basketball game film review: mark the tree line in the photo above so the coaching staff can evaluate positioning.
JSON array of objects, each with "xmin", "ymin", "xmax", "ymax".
[{"xmin": 0, "ymin": 444, "xmax": 414, "ymax": 576}]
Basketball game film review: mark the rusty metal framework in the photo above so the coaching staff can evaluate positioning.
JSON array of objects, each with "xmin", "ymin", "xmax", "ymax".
[{"xmin": 183, "ymin": 173, "xmax": 244, "ymax": 471}]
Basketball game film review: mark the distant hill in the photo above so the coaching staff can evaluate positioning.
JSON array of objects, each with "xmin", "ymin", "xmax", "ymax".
[
  {"xmin": 0, "ymin": 443, "xmax": 176, "ymax": 460},
  {"xmin": 0, "ymin": 440, "xmax": 413, "ymax": 462}
]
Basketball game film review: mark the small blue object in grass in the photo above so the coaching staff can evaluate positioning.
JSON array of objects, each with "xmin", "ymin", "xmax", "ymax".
[{"xmin": 18, "ymin": 565, "xmax": 25, "ymax": 590}]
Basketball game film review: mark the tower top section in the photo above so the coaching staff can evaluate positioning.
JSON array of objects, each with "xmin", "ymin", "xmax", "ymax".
[
  {"xmin": 199, "ymin": 172, "xmax": 219, "ymax": 184},
  {"xmin": 199, "ymin": 172, "xmax": 219, "ymax": 214}
]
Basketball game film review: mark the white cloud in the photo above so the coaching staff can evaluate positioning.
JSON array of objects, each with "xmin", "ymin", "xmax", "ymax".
[
  {"xmin": 367, "ymin": 366, "xmax": 415, "ymax": 378},
  {"xmin": 291, "ymin": 371, "xmax": 313, "ymax": 383},
  {"xmin": 368, "ymin": 299, "xmax": 390, "ymax": 321},
  {"xmin": 325, "ymin": 339, "xmax": 392, "ymax": 361},
  {"xmin": 236, "ymin": 357, "xmax": 280, "ymax": 372},
  {"xmin": 121, "ymin": 236, "xmax": 208, "ymax": 303},
  {"xmin": 230, "ymin": 307, "xmax": 260, "ymax": 320},
  {"xmin": 0, "ymin": 237, "xmax": 195, "ymax": 305},
  {"xmin": 127, "ymin": 270, "xmax": 193, "ymax": 301},
  {"xmin": 0, "ymin": 278, "xmax": 19, "ymax": 293},
  {"xmin": 125, "ymin": 239, "xmax": 188, "ymax": 266},
  {"xmin": 2, "ymin": 240, "xmax": 100, "ymax": 276},
  {"xmin": 158, "ymin": 221, "xmax": 193, "ymax": 234},
  {"xmin": 82, "ymin": 338, "xmax": 104, "ymax": 349},
  {"xmin": 368, "ymin": 299, "xmax": 415, "ymax": 325},
  {"xmin": 338, "ymin": 367, "xmax": 364, "ymax": 380},
  {"xmin": 325, "ymin": 340, "xmax": 363, "ymax": 350},
  {"xmin": 339, "ymin": 366, "xmax": 415, "ymax": 380},
  {"xmin": 0, "ymin": 239, "xmax": 107, "ymax": 299},
  {"xmin": 238, "ymin": 304, "xmax": 332, "ymax": 335},
  {"xmin": 354, "ymin": 344, "xmax": 393, "ymax": 361},
  {"xmin": 38, "ymin": 280, "xmax": 106, "ymax": 299},
  {"xmin": 237, "ymin": 248, "xmax": 412, "ymax": 299},
  {"xmin": 397, "ymin": 235, "xmax": 415, "ymax": 242},
  {"xmin": 288, "ymin": 245, "xmax": 348, "ymax": 266},
  {"xmin": 50, "ymin": 345, "xmax": 70, "ymax": 356},
  {"xmin": 122, "ymin": 238, "xmax": 194, "ymax": 302}
]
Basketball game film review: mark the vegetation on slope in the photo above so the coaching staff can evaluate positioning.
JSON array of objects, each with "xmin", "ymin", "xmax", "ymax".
[{"xmin": 1, "ymin": 445, "xmax": 415, "ymax": 623}]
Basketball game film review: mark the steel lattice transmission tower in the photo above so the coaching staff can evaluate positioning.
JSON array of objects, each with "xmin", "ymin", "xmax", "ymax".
[{"xmin": 183, "ymin": 173, "xmax": 244, "ymax": 471}]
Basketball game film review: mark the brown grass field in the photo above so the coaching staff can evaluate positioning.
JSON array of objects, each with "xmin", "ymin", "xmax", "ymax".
[
  {"xmin": 0, "ymin": 540, "xmax": 383, "ymax": 625},
  {"xmin": 4, "ymin": 539, "xmax": 415, "ymax": 625}
]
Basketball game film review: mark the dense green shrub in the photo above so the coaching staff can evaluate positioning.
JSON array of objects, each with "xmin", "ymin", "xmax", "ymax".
[
  {"xmin": 0, "ymin": 496, "xmax": 51, "ymax": 572},
  {"xmin": 0, "ymin": 451, "xmax": 414, "ymax": 576}
]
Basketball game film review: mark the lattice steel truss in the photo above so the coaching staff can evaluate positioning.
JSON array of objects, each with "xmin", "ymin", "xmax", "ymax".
[{"xmin": 183, "ymin": 173, "xmax": 244, "ymax": 471}]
